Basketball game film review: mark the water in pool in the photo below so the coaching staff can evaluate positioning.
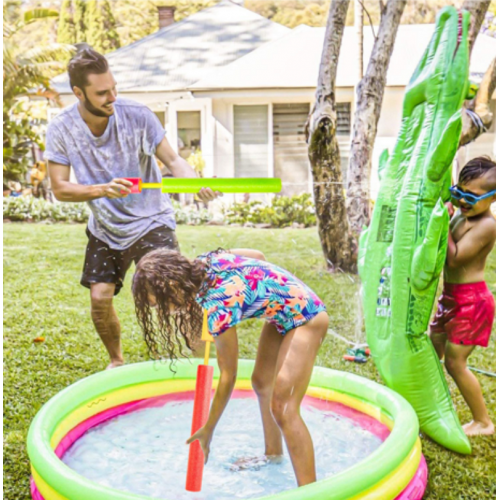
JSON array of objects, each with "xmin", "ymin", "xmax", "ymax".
[{"xmin": 63, "ymin": 396, "xmax": 384, "ymax": 499}]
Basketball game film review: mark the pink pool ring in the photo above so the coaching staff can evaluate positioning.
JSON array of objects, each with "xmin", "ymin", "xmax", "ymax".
[{"xmin": 28, "ymin": 360, "xmax": 428, "ymax": 500}]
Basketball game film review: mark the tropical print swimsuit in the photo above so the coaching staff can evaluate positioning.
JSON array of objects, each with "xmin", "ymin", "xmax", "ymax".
[{"xmin": 195, "ymin": 251, "xmax": 326, "ymax": 336}]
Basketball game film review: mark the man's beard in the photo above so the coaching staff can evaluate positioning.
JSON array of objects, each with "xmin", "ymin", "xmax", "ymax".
[{"xmin": 82, "ymin": 90, "xmax": 114, "ymax": 118}]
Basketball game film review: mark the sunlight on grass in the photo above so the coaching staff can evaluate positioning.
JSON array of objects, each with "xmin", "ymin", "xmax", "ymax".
[{"xmin": 3, "ymin": 224, "xmax": 496, "ymax": 500}]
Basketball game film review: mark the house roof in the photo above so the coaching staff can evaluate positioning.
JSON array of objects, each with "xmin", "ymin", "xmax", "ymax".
[
  {"xmin": 189, "ymin": 23, "xmax": 497, "ymax": 90},
  {"xmin": 52, "ymin": 0, "xmax": 289, "ymax": 94}
]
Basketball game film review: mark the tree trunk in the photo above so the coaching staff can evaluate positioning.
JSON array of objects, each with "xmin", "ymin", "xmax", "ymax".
[
  {"xmin": 306, "ymin": 0, "xmax": 356, "ymax": 273},
  {"xmin": 461, "ymin": 0, "xmax": 491, "ymax": 51},
  {"xmin": 459, "ymin": 0, "xmax": 495, "ymax": 147},
  {"xmin": 346, "ymin": 0, "xmax": 407, "ymax": 236},
  {"xmin": 459, "ymin": 57, "xmax": 496, "ymax": 147},
  {"xmin": 355, "ymin": 0, "xmax": 364, "ymax": 81}
]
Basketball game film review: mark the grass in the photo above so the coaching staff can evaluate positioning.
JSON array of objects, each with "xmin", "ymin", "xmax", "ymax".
[{"xmin": 3, "ymin": 224, "xmax": 496, "ymax": 500}]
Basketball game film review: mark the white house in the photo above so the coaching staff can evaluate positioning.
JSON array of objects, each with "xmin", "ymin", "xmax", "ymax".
[{"xmin": 52, "ymin": 0, "xmax": 496, "ymax": 199}]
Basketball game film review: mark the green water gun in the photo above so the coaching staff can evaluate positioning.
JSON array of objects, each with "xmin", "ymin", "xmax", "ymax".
[{"xmin": 123, "ymin": 177, "xmax": 282, "ymax": 194}]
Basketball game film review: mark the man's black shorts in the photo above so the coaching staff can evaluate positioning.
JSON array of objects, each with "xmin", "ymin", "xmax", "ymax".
[{"xmin": 81, "ymin": 225, "xmax": 179, "ymax": 295}]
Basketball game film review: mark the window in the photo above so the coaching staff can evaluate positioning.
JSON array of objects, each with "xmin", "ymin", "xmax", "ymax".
[
  {"xmin": 177, "ymin": 111, "xmax": 201, "ymax": 160},
  {"xmin": 336, "ymin": 102, "xmax": 351, "ymax": 136},
  {"xmin": 273, "ymin": 103, "xmax": 309, "ymax": 195},
  {"xmin": 233, "ymin": 105, "xmax": 269, "ymax": 178}
]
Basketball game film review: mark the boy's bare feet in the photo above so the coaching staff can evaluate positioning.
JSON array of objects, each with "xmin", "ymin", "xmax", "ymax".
[
  {"xmin": 106, "ymin": 359, "xmax": 125, "ymax": 370},
  {"xmin": 463, "ymin": 420, "xmax": 495, "ymax": 436}
]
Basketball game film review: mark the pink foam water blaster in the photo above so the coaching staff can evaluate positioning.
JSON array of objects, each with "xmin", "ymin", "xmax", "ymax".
[
  {"xmin": 186, "ymin": 364, "xmax": 213, "ymax": 492},
  {"xmin": 186, "ymin": 310, "xmax": 214, "ymax": 492}
]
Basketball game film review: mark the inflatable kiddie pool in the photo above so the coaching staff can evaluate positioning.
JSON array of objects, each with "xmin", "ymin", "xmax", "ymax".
[{"xmin": 28, "ymin": 360, "xmax": 427, "ymax": 500}]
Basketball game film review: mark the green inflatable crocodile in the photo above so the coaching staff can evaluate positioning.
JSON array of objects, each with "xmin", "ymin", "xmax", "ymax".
[{"xmin": 358, "ymin": 7, "xmax": 472, "ymax": 454}]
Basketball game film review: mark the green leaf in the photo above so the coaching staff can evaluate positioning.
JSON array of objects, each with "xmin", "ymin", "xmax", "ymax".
[
  {"xmin": 23, "ymin": 9, "xmax": 60, "ymax": 24},
  {"xmin": 22, "ymin": 44, "xmax": 75, "ymax": 66}
]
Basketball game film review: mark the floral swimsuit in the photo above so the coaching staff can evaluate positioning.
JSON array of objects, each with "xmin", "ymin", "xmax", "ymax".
[{"xmin": 195, "ymin": 251, "xmax": 326, "ymax": 336}]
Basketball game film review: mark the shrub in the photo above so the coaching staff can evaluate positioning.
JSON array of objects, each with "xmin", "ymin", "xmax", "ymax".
[
  {"xmin": 186, "ymin": 150, "xmax": 205, "ymax": 176},
  {"xmin": 3, "ymin": 194, "xmax": 317, "ymax": 228},
  {"xmin": 171, "ymin": 200, "xmax": 213, "ymax": 225},
  {"xmin": 3, "ymin": 197, "xmax": 215, "ymax": 225},
  {"xmin": 3, "ymin": 196, "xmax": 90, "ymax": 222},
  {"xmin": 224, "ymin": 193, "xmax": 317, "ymax": 228}
]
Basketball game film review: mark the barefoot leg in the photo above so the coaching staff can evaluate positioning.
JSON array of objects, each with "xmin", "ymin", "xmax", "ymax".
[
  {"xmin": 272, "ymin": 311, "xmax": 328, "ymax": 486},
  {"xmin": 430, "ymin": 331, "xmax": 447, "ymax": 360},
  {"xmin": 251, "ymin": 322, "xmax": 284, "ymax": 457},
  {"xmin": 444, "ymin": 342, "xmax": 494, "ymax": 435},
  {"xmin": 90, "ymin": 283, "xmax": 124, "ymax": 368}
]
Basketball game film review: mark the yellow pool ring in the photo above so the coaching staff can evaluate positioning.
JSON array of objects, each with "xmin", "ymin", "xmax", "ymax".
[{"xmin": 29, "ymin": 360, "xmax": 424, "ymax": 500}]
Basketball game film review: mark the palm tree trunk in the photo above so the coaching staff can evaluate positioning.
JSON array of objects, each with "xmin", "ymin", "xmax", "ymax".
[
  {"xmin": 460, "ymin": 57, "xmax": 496, "ymax": 147},
  {"xmin": 355, "ymin": 0, "xmax": 364, "ymax": 81},
  {"xmin": 461, "ymin": 0, "xmax": 491, "ymax": 51},
  {"xmin": 459, "ymin": 0, "xmax": 495, "ymax": 147},
  {"xmin": 306, "ymin": 0, "xmax": 356, "ymax": 273},
  {"xmin": 346, "ymin": 0, "xmax": 407, "ymax": 237}
]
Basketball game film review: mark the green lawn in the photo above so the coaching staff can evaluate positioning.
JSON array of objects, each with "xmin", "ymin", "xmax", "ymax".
[{"xmin": 4, "ymin": 224, "xmax": 496, "ymax": 500}]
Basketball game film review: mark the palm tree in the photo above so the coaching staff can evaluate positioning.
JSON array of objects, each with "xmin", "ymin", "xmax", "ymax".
[{"xmin": 4, "ymin": 8, "xmax": 75, "ymax": 181}]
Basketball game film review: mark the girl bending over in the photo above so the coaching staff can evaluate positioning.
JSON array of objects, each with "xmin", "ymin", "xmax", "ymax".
[{"xmin": 132, "ymin": 248, "xmax": 329, "ymax": 486}]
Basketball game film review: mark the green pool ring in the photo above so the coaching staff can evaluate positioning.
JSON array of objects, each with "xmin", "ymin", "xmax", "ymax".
[
  {"xmin": 28, "ymin": 360, "xmax": 424, "ymax": 499},
  {"xmin": 358, "ymin": 6, "xmax": 471, "ymax": 454}
]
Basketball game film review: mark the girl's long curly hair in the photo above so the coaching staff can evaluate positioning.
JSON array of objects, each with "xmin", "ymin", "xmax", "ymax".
[{"xmin": 132, "ymin": 248, "xmax": 212, "ymax": 362}]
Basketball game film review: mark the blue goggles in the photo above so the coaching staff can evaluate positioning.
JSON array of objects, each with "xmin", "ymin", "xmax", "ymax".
[{"xmin": 449, "ymin": 185, "xmax": 496, "ymax": 206}]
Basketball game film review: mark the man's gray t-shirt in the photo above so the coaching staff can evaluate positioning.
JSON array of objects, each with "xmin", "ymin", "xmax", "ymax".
[{"xmin": 44, "ymin": 98, "xmax": 176, "ymax": 250}]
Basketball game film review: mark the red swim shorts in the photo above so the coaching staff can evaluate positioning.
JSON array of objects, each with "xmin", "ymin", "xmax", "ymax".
[{"xmin": 430, "ymin": 281, "xmax": 496, "ymax": 348}]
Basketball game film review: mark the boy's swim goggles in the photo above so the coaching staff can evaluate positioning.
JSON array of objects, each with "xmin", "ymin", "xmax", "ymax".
[{"xmin": 449, "ymin": 185, "xmax": 496, "ymax": 206}]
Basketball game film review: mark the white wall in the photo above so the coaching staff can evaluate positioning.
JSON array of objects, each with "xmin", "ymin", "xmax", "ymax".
[
  {"xmin": 57, "ymin": 91, "xmax": 175, "ymax": 111},
  {"xmin": 377, "ymin": 87, "xmax": 406, "ymax": 136},
  {"xmin": 212, "ymin": 100, "xmax": 234, "ymax": 178},
  {"xmin": 201, "ymin": 88, "xmax": 355, "ymax": 180}
]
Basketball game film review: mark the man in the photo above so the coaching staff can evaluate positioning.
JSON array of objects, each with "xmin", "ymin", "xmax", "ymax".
[{"xmin": 45, "ymin": 49, "xmax": 220, "ymax": 369}]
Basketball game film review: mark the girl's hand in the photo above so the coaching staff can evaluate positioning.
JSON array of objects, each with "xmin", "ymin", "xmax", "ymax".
[{"xmin": 186, "ymin": 426, "xmax": 213, "ymax": 464}]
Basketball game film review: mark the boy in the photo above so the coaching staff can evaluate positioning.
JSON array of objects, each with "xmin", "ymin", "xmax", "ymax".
[{"xmin": 430, "ymin": 156, "xmax": 496, "ymax": 436}]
